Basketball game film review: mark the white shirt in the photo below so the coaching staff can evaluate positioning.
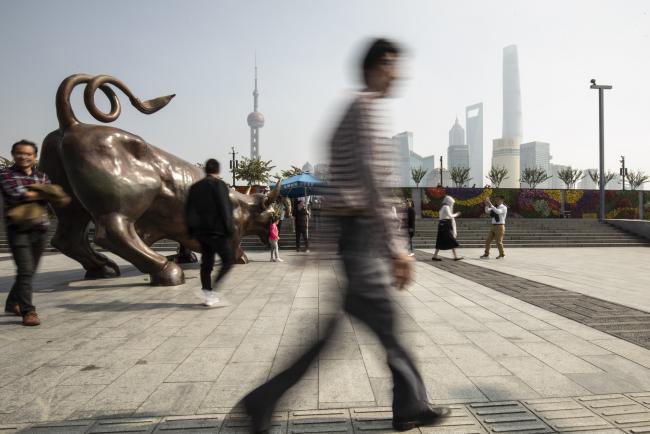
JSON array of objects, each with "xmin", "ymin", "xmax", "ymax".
[
  {"xmin": 439, "ymin": 204, "xmax": 459, "ymax": 237},
  {"xmin": 485, "ymin": 204, "xmax": 507, "ymax": 225}
]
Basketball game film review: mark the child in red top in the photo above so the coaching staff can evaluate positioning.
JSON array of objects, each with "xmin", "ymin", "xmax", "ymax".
[{"xmin": 269, "ymin": 217, "xmax": 283, "ymax": 262}]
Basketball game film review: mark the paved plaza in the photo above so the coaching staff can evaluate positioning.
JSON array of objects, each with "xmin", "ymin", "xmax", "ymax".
[{"xmin": 1, "ymin": 248, "xmax": 650, "ymax": 433}]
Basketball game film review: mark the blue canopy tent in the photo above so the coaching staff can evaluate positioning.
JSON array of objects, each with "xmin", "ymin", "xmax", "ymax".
[{"xmin": 269, "ymin": 173, "xmax": 325, "ymax": 199}]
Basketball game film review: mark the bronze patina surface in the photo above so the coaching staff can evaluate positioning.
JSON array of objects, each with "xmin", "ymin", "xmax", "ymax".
[{"xmin": 39, "ymin": 74, "xmax": 278, "ymax": 286}]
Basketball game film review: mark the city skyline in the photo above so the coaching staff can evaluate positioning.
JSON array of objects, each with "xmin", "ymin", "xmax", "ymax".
[{"xmin": 0, "ymin": 0, "xmax": 649, "ymax": 178}]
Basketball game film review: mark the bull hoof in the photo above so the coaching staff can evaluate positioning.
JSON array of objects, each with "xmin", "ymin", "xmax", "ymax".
[
  {"xmin": 149, "ymin": 261, "xmax": 185, "ymax": 286},
  {"xmin": 236, "ymin": 253, "xmax": 249, "ymax": 264},
  {"xmin": 84, "ymin": 262, "xmax": 121, "ymax": 279}
]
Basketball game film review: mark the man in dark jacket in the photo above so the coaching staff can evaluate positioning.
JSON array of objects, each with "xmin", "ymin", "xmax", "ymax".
[
  {"xmin": 185, "ymin": 159, "xmax": 235, "ymax": 307},
  {"xmin": 406, "ymin": 198, "xmax": 416, "ymax": 256},
  {"xmin": 293, "ymin": 200, "xmax": 309, "ymax": 252}
]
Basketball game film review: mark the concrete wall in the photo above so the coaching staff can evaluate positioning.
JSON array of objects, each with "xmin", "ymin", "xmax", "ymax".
[{"xmin": 606, "ymin": 219, "xmax": 650, "ymax": 241}]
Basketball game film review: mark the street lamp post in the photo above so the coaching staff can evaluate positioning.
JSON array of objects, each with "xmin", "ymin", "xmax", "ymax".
[
  {"xmin": 439, "ymin": 155, "xmax": 444, "ymax": 188},
  {"xmin": 229, "ymin": 146, "xmax": 239, "ymax": 188},
  {"xmin": 590, "ymin": 79, "xmax": 612, "ymax": 221},
  {"xmin": 620, "ymin": 155, "xmax": 627, "ymax": 190}
]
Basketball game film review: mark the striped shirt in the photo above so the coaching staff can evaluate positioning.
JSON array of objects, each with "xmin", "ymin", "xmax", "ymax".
[
  {"xmin": 0, "ymin": 165, "xmax": 51, "ymax": 226},
  {"xmin": 327, "ymin": 91, "xmax": 407, "ymax": 258}
]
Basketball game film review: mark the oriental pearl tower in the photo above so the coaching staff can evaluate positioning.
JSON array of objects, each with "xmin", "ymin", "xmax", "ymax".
[{"xmin": 247, "ymin": 61, "xmax": 264, "ymax": 159}]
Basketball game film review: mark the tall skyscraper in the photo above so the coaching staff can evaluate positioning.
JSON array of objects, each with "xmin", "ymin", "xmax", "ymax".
[
  {"xmin": 393, "ymin": 131, "xmax": 414, "ymax": 186},
  {"xmin": 246, "ymin": 61, "xmax": 265, "ymax": 159},
  {"xmin": 447, "ymin": 117, "xmax": 469, "ymax": 171},
  {"xmin": 466, "ymin": 103, "xmax": 483, "ymax": 187},
  {"xmin": 520, "ymin": 141, "xmax": 551, "ymax": 188},
  {"xmin": 492, "ymin": 45, "xmax": 523, "ymax": 188}
]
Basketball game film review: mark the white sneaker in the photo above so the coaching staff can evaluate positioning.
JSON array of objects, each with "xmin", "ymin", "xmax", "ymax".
[
  {"xmin": 277, "ymin": 258, "xmax": 284, "ymax": 262},
  {"xmin": 202, "ymin": 290, "xmax": 220, "ymax": 307},
  {"xmin": 408, "ymin": 253, "xmax": 415, "ymax": 257},
  {"xmin": 305, "ymin": 249, "xmax": 310, "ymax": 253}
]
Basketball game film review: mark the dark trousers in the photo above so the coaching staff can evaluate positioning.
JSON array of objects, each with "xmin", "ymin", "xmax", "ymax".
[
  {"xmin": 295, "ymin": 226, "xmax": 308, "ymax": 251},
  {"xmin": 243, "ymin": 217, "xmax": 428, "ymax": 423},
  {"xmin": 408, "ymin": 228, "xmax": 415, "ymax": 252},
  {"xmin": 5, "ymin": 226, "xmax": 48, "ymax": 315},
  {"xmin": 197, "ymin": 236, "xmax": 235, "ymax": 290}
]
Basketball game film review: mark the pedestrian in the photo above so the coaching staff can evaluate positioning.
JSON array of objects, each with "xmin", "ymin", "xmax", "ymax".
[
  {"xmin": 268, "ymin": 216, "xmax": 283, "ymax": 262},
  {"xmin": 312, "ymin": 197, "xmax": 322, "ymax": 231},
  {"xmin": 431, "ymin": 195, "xmax": 463, "ymax": 261},
  {"xmin": 293, "ymin": 200, "xmax": 309, "ymax": 252},
  {"xmin": 185, "ymin": 158, "xmax": 235, "ymax": 307},
  {"xmin": 406, "ymin": 198, "xmax": 416, "ymax": 256},
  {"xmin": 480, "ymin": 195, "xmax": 507, "ymax": 259},
  {"xmin": 239, "ymin": 38, "xmax": 450, "ymax": 433},
  {"xmin": 276, "ymin": 196, "xmax": 290, "ymax": 233},
  {"xmin": 1, "ymin": 140, "xmax": 54, "ymax": 326}
]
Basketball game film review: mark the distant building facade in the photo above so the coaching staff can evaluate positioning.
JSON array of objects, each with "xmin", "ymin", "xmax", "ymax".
[
  {"xmin": 466, "ymin": 103, "xmax": 483, "ymax": 187},
  {"xmin": 520, "ymin": 141, "xmax": 551, "ymax": 188},
  {"xmin": 447, "ymin": 118, "xmax": 470, "ymax": 172},
  {"xmin": 491, "ymin": 45, "xmax": 523, "ymax": 188}
]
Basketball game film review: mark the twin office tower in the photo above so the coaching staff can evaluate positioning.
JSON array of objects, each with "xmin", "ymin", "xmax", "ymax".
[{"xmin": 449, "ymin": 45, "xmax": 524, "ymax": 188}]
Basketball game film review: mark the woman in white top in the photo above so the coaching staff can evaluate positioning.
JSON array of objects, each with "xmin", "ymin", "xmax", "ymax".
[{"xmin": 432, "ymin": 196, "xmax": 463, "ymax": 261}]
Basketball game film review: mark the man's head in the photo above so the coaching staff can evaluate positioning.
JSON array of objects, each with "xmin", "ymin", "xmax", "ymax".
[
  {"xmin": 11, "ymin": 139, "xmax": 38, "ymax": 170},
  {"xmin": 297, "ymin": 200, "xmax": 304, "ymax": 209},
  {"xmin": 362, "ymin": 38, "xmax": 402, "ymax": 96},
  {"xmin": 406, "ymin": 198, "xmax": 413, "ymax": 208},
  {"xmin": 204, "ymin": 158, "xmax": 220, "ymax": 175},
  {"xmin": 494, "ymin": 195, "xmax": 505, "ymax": 205}
]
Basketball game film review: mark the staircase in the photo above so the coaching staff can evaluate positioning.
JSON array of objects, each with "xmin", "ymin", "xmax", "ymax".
[
  {"xmin": 412, "ymin": 218, "xmax": 650, "ymax": 248},
  {"xmin": 1, "ymin": 218, "xmax": 647, "ymax": 255}
]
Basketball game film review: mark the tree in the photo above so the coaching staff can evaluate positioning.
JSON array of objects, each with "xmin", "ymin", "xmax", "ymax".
[
  {"xmin": 520, "ymin": 167, "xmax": 551, "ymax": 189},
  {"xmin": 587, "ymin": 169, "xmax": 616, "ymax": 187},
  {"xmin": 234, "ymin": 157, "xmax": 275, "ymax": 186},
  {"xmin": 281, "ymin": 166, "xmax": 303, "ymax": 178},
  {"xmin": 486, "ymin": 166, "xmax": 509, "ymax": 188},
  {"xmin": 626, "ymin": 170, "xmax": 649, "ymax": 190},
  {"xmin": 556, "ymin": 167, "xmax": 583, "ymax": 189},
  {"xmin": 450, "ymin": 167, "xmax": 472, "ymax": 187},
  {"xmin": 411, "ymin": 166, "xmax": 427, "ymax": 188},
  {"xmin": 0, "ymin": 156, "xmax": 12, "ymax": 169}
]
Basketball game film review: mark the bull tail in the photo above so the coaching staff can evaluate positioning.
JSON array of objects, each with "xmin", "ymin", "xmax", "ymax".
[{"xmin": 55, "ymin": 73, "xmax": 175, "ymax": 131}]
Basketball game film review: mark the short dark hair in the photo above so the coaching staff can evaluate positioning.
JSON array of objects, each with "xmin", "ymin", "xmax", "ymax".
[
  {"xmin": 204, "ymin": 159, "xmax": 220, "ymax": 175},
  {"xmin": 495, "ymin": 195, "xmax": 505, "ymax": 200},
  {"xmin": 362, "ymin": 38, "xmax": 401, "ymax": 82},
  {"xmin": 11, "ymin": 139, "xmax": 38, "ymax": 155}
]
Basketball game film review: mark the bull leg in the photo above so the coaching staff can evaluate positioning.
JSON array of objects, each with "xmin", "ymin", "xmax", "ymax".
[
  {"xmin": 50, "ymin": 200, "xmax": 120, "ymax": 279},
  {"xmin": 93, "ymin": 213, "xmax": 184, "ymax": 286}
]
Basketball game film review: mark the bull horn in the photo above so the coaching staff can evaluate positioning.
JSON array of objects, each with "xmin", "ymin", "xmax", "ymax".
[
  {"xmin": 245, "ymin": 186, "xmax": 252, "ymax": 195},
  {"xmin": 264, "ymin": 179, "xmax": 282, "ymax": 208}
]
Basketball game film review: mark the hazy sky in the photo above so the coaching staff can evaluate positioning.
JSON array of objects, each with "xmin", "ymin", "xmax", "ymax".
[{"xmin": 1, "ymin": 0, "xmax": 648, "ymax": 178}]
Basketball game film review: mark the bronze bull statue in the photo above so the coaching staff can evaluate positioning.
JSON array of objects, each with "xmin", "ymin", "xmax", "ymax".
[{"xmin": 39, "ymin": 74, "xmax": 278, "ymax": 286}]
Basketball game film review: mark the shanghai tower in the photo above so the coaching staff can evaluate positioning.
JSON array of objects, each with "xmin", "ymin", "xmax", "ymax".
[{"xmin": 492, "ymin": 45, "xmax": 522, "ymax": 188}]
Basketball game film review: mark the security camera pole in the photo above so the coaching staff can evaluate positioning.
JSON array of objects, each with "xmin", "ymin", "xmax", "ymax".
[{"xmin": 590, "ymin": 79, "xmax": 612, "ymax": 221}]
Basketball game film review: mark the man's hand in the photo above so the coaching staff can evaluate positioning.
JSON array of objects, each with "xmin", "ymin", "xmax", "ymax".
[
  {"xmin": 24, "ymin": 191, "xmax": 40, "ymax": 201},
  {"xmin": 393, "ymin": 254, "xmax": 414, "ymax": 291}
]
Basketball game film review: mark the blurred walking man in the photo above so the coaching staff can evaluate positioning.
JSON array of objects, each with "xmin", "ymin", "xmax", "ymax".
[
  {"xmin": 1, "ymin": 140, "xmax": 51, "ymax": 326},
  {"xmin": 240, "ymin": 39, "xmax": 450, "ymax": 433},
  {"xmin": 185, "ymin": 159, "xmax": 235, "ymax": 306}
]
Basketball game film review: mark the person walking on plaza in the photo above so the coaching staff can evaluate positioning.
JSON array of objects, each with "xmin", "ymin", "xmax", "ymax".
[
  {"xmin": 406, "ymin": 198, "xmax": 416, "ymax": 256},
  {"xmin": 185, "ymin": 159, "xmax": 235, "ymax": 307},
  {"xmin": 239, "ymin": 38, "xmax": 450, "ymax": 433},
  {"xmin": 481, "ymin": 195, "xmax": 507, "ymax": 259},
  {"xmin": 268, "ymin": 216, "xmax": 283, "ymax": 262},
  {"xmin": 276, "ymin": 196, "xmax": 290, "ymax": 233},
  {"xmin": 293, "ymin": 199, "xmax": 309, "ymax": 252},
  {"xmin": 431, "ymin": 195, "xmax": 463, "ymax": 261},
  {"xmin": 1, "ymin": 140, "xmax": 53, "ymax": 326}
]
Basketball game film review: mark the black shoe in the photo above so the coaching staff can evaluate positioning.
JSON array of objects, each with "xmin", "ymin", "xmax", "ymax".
[
  {"xmin": 239, "ymin": 392, "xmax": 275, "ymax": 433},
  {"xmin": 496, "ymin": 255, "xmax": 505, "ymax": 259},
  {"xmin": 393, "ymin": 405, "xmax": 452, "ymax": 431},
  {"xmin": 453, "ymin": 257, "xmax": 464, "ymax": 261},
  {"xmin": 432, "ymin": 257, "xmax": 442, "ymax": 261},
  {"xmin": 480, "ymin": 254, "xmax": 489, "ymax": 259}
]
